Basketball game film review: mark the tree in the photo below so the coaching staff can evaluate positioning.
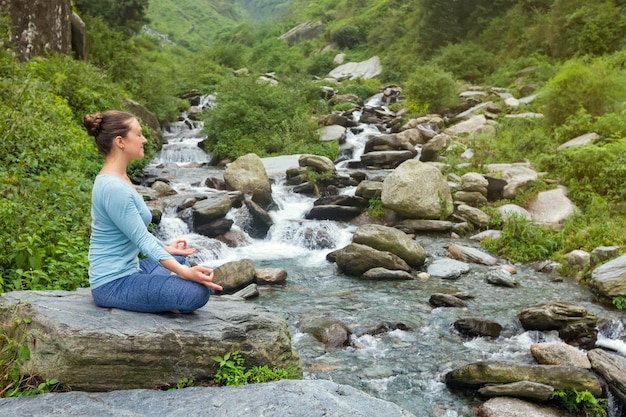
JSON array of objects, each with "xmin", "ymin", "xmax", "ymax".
[{"xmin": 74, "ymin": 0, "xmax": 150, "ymax": 36}]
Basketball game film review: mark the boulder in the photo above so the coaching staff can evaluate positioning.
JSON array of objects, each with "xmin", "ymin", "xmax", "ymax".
[
  {"xmin": 278, "ymin": 20, "xmax": 324, "ymax": 46},
  {"xmin": 0, "ymin": 379, "xmax": 415, "ymax": 417},
  {"xmin": 454, "ymin": 317, "xmax": 502, "ymax": 338},
  {"xmin": 427, "ymin": 259, "xmax": 471, "ymax": 280},
  {"xmin": 526, "ymin": 186, "xmax": 576, "ymax": 228},
  {"xmin": 445, "ymin": 361, "xmax": 603, "ymax": 396},
  {"xmin": 0, "ymin": 289, "xmax": 301, "ymax": 392},
  {"xmin": 362, "ymin": 267, "xmax": 414, "ymax": 281},
  {"xmin": 477, "ymin": 381, "xmax": 554, "ymax": 402},
  {"xmin": 352, "ymin": 224, "xmax": 426, "ymax": 267},
  {"xmin": 298, "ymin": 154, "xmax": 336, "ymax": 174},
  {"xmin": 590, "ymin": 254, "xmax": 626, "ymax": 299},
  {"xmin": 518, "ymin": 301, "xmax": 598, "ymax": 349},
  {"xmin": 328, "ymin": 56, "xmax": 382, "ymax": 80},
  {"xmin": 530, "ymin": 342, "xmax": 591, "ymax": 369},
  {"xmin": 223, "ymin": 154, "xmax": 273, "ymax": 210},
  {"xmin": 213, "ymin": 259, "xmax": 257, "ymax": 293},
  {"xmin": 381, "ymin": 160, "xmax": 453, "ymax": 220},
  {"xmin": 588, "ymin": 348, "xmax": 626, "ymax": 404},
  {"xmin": 334, "ymin": 243, "xmax": 410, "ymax": 276},
  {"xmin": 448, "ymin": 244, "xmax": 498, "ymax": 266},
  {"xmin": 474, "ymin": 397, "xmax": 570, "ymax": 417}
]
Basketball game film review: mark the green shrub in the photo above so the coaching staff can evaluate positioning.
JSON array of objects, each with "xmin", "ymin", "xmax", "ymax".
[
  {"xmin": 403, "ymin": 64, "xmax": 459, "ymax": 114},
  {"xmin": 331, "ymin": 26, "xmax": 364, "ymax": 49},
  {"xmin": 481, "ymin": 213, "xmax": 561, "ymax": 263},
  {"xmin": 540, "ymin": 57, "xmax": 626, "ymax": 127},
  {"xmin": 431, "ymin": 42, "xmax": 496, "ymax": 84},
  {"xmin": 612, "ymin": 297, "xmax": 626, "ymax": 310},
  {"xmin": 202, "ymin": 76, "xmax": 324, "ymax": 160},
  {"xmin": 368, "ymin": 197, "xmax": 385, "ymax": 218}
]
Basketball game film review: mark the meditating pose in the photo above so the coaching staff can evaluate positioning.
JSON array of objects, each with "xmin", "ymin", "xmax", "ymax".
[{"xmin": 83, "ymin": 110, "xmax": 222, "ymax": 313}]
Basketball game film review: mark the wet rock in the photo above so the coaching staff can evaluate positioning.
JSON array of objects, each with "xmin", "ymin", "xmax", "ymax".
[
  {"xmin": 474, "ymin": 397, "xmax": 567, "ymax": 417},
  {"xmin": 454, "ymin": 317, "xmax": 502, "ymax": 338},
  {"xmin": 486, "ymin": 270, "xmax": 519, "ymax": 288},
  {"xmin": 299, "ymin": 317, "xmax": 352, "ymax": 350},
  {"xmin": 398, "ymin": 219, "xmax": 458, "ymax": 234},
  {"xmin": 453, "ymin": 190, "xmax": 487, "ymax": 207},
  {"xmin": 445, "ymin": 360, "xmax": 602, "ymax": 396},
  {"xmin": 448, "ymin": 244, "xmax": 498, "ymax": 266},
  {"xmin": 223, "ymin": 153, "xmax": 273, "ymax": 210},
  {"xmin": 455, "ymin": 204, "xmax": 490, "ymax": 228},
  {"xmin": 255, "ymin": 268, "xmax": 288, "ymax": 285},
  {"xmin": 530, "ymin": 342, "xmax": 591, "ymax": 369},
  {"xmin": 353, "ymin": 224, "xmax": 426, "ymax": 267},
  {"xmin": 478, "ymin": 381, "xmax": 554, "ymax": 402},
  {"xmin": 360, "ymin": 150, "xmax": 415, "ymax": 168},
  {"xmin": 590, "ymin": 246, "xmax": 620, "ymax": 264},
  {"xmin": 213, "ymin": 259, "xmax": 256, "ymax": 293},
  {"xmin": 590, "ymin": 253, "xmax": 626, "ymax": 299},
  {"xmin": 427, "ymin": 259, "xmax": 471, "ymax": 280},
  {"xmin": 429, "ymin": 293, "xmax": 467, "ymax": 308},
  {"xmin": 518, "ymin": 301, "xmax": 598, "ymax": 349},
  {"xmin": 362, "ymin": 267, "xmax": 414, "ymax": 280},
  {"xmin": 588, "ymin": 348, "xmax": 626, "ymax": 404},
  {"xmin": 305, "ymin": 204, "xmax": 364, "ymax": 220},
  {"xmin": 334, "ymin": 243, "xmax": 410, "ymax": 276},
  {"xmin": 243, "ymin": 197, "xmax": 273, "ymax": 239},
  {"xmin": 355, "ymin": 180, "xmax": 383, "ymax": 199}
]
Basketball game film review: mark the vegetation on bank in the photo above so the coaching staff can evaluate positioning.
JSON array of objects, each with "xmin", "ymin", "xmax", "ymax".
[{"xmin": 0, "ymin": 1, "xmax": 625, "ymax": 300}]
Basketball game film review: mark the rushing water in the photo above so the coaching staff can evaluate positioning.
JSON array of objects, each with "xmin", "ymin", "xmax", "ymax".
[{"xmin": 146, "ymin": 111, "xmax": 626, "ymax": 417}]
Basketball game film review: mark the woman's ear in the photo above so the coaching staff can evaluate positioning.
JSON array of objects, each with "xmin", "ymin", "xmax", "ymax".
[{"xmin": 114, "ymin": 135, "xmax": 125, "ymax": 151}]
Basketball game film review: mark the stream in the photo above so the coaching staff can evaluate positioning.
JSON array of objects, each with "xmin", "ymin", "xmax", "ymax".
[{"xmin": 143, "ymin": 106, "xmax": 626, "ymax": 417}]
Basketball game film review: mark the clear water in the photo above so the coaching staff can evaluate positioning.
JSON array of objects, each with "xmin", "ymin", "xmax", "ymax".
[{"xmin": 145, "ymin": 116, "xmax": 626, "ymax": 417}]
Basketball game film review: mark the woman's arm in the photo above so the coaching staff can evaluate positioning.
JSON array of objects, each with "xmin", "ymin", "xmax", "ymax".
[{"xmin": 160, "ymin": 258, "xmax": 223, "ymax": 291}]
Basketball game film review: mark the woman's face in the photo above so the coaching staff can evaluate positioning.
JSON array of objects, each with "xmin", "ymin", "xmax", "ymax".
[{"xmin": 122, "ymin": 118, "xmax": 147, "ymax": 160}]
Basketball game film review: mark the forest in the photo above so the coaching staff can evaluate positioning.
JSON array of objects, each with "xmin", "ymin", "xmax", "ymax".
[{"xmin": 1, "ymin": 0, "xmax": 625, "ymax": 300}]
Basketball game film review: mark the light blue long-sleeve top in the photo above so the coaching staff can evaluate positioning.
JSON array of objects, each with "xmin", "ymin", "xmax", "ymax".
[{"xmin": 88, "ymin": 174, "xmax": 173, "ymax": 289}]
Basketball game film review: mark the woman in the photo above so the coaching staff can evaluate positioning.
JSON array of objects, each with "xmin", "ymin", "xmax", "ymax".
[{"xmin": 83, "ymin": 110, "xmax": 222, "ymax": 313}]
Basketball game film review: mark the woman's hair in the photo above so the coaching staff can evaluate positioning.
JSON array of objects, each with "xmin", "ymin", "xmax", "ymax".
[{"xmin": 83, "ymin": 110, "xmax": 136, "ymax": 155}]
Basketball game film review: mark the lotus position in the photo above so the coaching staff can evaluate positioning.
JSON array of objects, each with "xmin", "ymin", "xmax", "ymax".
[{"xmin": 83, "ymin": 110, "xmax": 222, "ymax": 313}]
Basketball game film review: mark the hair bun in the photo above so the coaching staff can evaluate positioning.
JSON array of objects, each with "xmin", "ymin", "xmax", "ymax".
[{"xmin": 83, "ymin": 113, "xmax": 104, "ymax": 137}]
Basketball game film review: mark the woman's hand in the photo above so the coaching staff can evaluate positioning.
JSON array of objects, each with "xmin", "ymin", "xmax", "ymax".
[
  {"xmin": 165, "ymin": 239, "xmax": 196, "ymax": 256},
  {"xmin": 181, "ymin": 265, "xmax": 223, "ymax": 292}
]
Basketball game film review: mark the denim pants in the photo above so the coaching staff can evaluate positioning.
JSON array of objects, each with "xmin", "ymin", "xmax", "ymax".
[{"xmin": 91, "ymin": 256, "xmax": 211, "ymax": 313}]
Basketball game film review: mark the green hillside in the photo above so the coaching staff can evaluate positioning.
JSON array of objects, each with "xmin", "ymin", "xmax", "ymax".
[{"xmin": 145, "ymin": 0, "xmax": 247, "ymax": 47}]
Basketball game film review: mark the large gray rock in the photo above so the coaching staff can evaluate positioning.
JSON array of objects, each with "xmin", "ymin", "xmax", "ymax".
[
  {"xmin": 278, "ymin": 20, "xmax": 324, "ymax": 46},
  {"xmin": 590, "ymin": 253, "xmax": 626, "ymax": 299},
  {"xmin": 445, "ymin": 361, "xmax": 603, "ymax": 397},
  {"xmin": 518, "ymin": 301, "xmax": 598, "ymax": 349},
  {"xmin": 588, "ymin": 348, "xmax": 626, "ymax": 404},
  {"xmin": 0, "ymin": 379, "xmax": 415, "ymax": 417},
  {"xmin": 328, "ymin": 56, "xmax": 382, "ymax": 80},
  {"xmin": 527, "ymin": 186, "xmax": 576, "ymax": 228},
  {"xmin": 334, "ymin": 243, "xmax": 410, "ymax": 276},
  {"xmin": 0, "ymin": 289, "xmax": 301, "ymax": 392},
  {"xmin": 475, "ymin": 397, "xmax": 570, "ymax": 417},
  {"xmin": 352, "ymin": 224, "xmax": 426, "ymax": 267},
  {"xmin": 223, "ymin": 153, "xmax": 273, "ymax": 209},
  {"xmin": 381, "ymin": 160, "xmax": 453, "ymax": 220}
]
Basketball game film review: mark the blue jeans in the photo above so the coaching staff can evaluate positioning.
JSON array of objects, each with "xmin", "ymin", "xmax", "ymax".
[{"xmin": 91, "ymin": 256, "xmax": 211, "ymax": 313}]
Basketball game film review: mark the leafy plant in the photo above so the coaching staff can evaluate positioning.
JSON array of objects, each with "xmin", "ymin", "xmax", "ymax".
[
  {"xmin": 166, "ymin": 377, "xmax": 194, "ymax": 391},
  {"xmin": 551, "ymin": 389, "xmax": 607, "ymax": 417},
  {"xmin": 481, "ymin": 213, "xmax": 561, "ymax": 263},
  {"xmin": 368, "ymin": 197, "xmax": 385, "ymax": 218},
  {"xmin": 211, "ymin": 351, "xmax": 291, "ymax": 386},
  {"xmin": 612, "ymin": 297, "xmax": 626, "ymax": 311},
  {"xmin": 212, "ymin": 352, "xmax": 248, "ymax": 386},
  {"xmin": 403, "ymin": 63, "xmax": 459, "ymax": 115}
]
